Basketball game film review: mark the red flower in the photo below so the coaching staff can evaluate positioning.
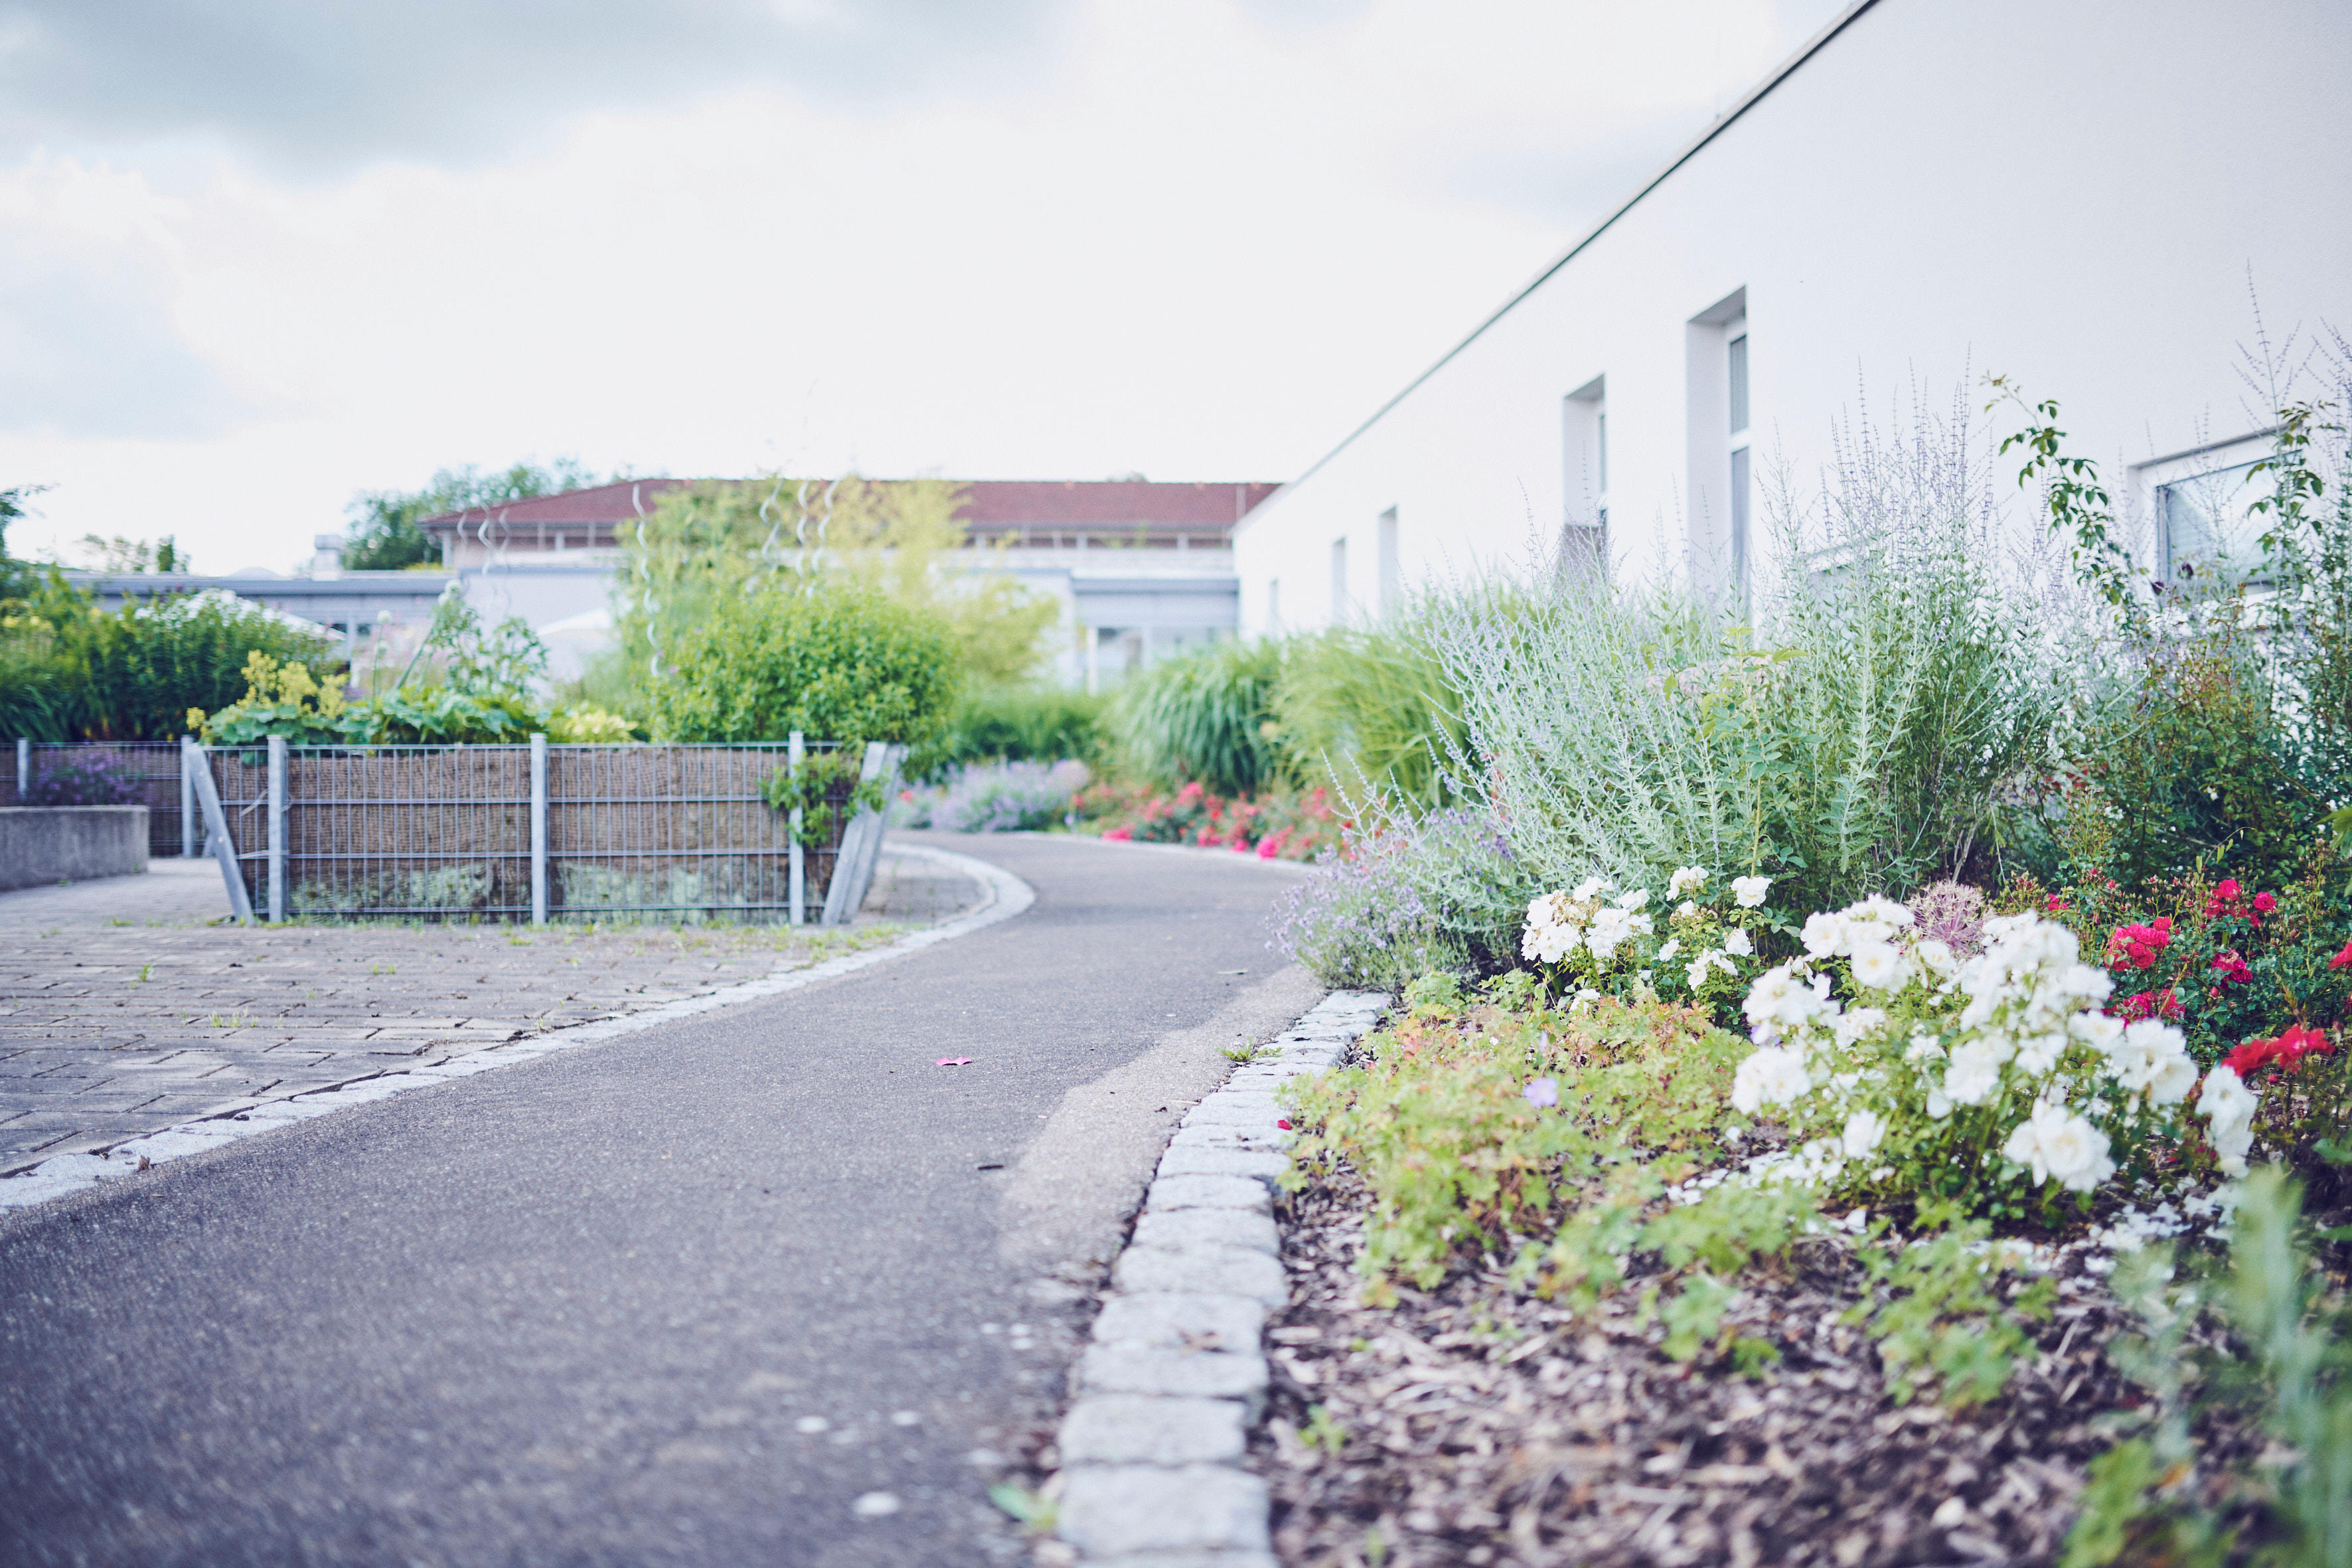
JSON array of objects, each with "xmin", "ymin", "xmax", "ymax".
[
  {"xmin": 2331, "ymin": 939, "xmax": 2352, "ymax": 971},
  {"xmin": 2108, "ymin": 921, "xmax": 2172, "ymax": 970},
  {"xmin": 2209, "ymin": 950, "xmax": 2252, "ymax": 986},
  {"xmin": 2046, "ymin": 895, "xmax": 2073, "ymax": 913},
  {"xmin": 1103, "ymin": 824, "xmax": 1133, "ymax": 842},
  {"xmin": 2215, "ymin": 879, "xmax": 2242, "ymax": 902},
  {"xmin": 2228, "ymin": 1023, "xmax": 2334, "ymax": 1078},
  {"xmin": 1275, "ymin": 1119, "xmax": 1293, "ymax": 1131},
  {"xmin": 2252, "ymin": 891, "xmax": 2277, "ymax": 915}
]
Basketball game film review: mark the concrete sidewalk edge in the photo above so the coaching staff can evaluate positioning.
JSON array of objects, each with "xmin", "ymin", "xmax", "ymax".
[{"xmin": 1051, "ymin": 988, "xmax": 1391, "ymax": 1565}]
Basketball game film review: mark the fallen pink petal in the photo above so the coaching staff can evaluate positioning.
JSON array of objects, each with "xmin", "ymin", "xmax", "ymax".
[{"xmin": 936, "ymin": 1058, "xmax": 973, "ymax": 1067}]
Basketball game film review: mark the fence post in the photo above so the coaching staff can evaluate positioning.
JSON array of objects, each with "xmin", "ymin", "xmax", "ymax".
[
  {"xmin": 530, "ymin": 734, "xmax": 548, "ymax": 927},
  {"xmin": 787, "ymin": 731, "xmax": 805, "ymax": 927},
  {"xmin": 179, "ymin": 734, "xmax": 197, "ymax": 857},
  {"xmin": 14, "ymin": 736, "xmax": 25, "ymax": 804},
  {"xmin": 183, "ymin": 738, "xmax": 254, "ymax": 924},
  {"xmin": 266, "ymin": 735, "xmax": 287, "ymax": 923}
]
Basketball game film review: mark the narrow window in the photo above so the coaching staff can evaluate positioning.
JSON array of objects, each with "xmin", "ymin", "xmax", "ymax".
[
  {"xmin": 1728, "ymin": 327, "xmax": 1751, "ymax": 611},
  {"xmin": 1563, "ymin": 375, "xmax": 1608, "ymax": 578},
  {"xmin": 1377, "ymin": 509, "xmax": 1401, "ymax": 613},
  {"xmin": 1329, "ymin": 536, "xmax": 1350, "ymax": 623}
]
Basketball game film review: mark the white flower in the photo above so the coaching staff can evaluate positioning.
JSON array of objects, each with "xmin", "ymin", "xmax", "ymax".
[
  {"xmin": 1585, "ymin": 906, "xmax": 1651, "ymax": 961},
  {"xmin": 2198, "ymin": 1065, "xmax": 2258, "ymax": 1174},
  {"xmin": 1686, "ymin": 956, "xmax": 1714, "ymax": 991},
  {"xmin": 1657, "ymin": 937, "xmax": 1682, "ymax": 962},
  {"xmin": 1913, "ymin": 938, "xmax": 1957, "ymax": 978},
  {"xmin": 1731, "ymin": 1046, "xmax": 1812, "ymax": 1114},
  {"xmin": 1616, "ymin": 888, "xmax": 1651, "ymax": 912},
  {"xmin": 2070, "ymin": 1010, "xmax": 2126, "ymax": 1050},
  {"xmin": 1841, "ymin": 1109, "xmax": 1888, "ymax": 1158},
  {"xmin": 1731, "ymin": 875, "xmax": 1772, "ymax": 909},
  {"xmin": 1926, "ymin": 1087, "xmax": 1953, "ymax": 1119},
  {"xmin": 1845, "ymin": 894, "xmax": 1916, "ymax": 929},
  {"xmin": 1668, "ymin": 866, "xmax": 1709, "ymax": 898},
  {"xmin": 1942, "ymin": 1039, "xmax": 2007, "ymax": 1107},
  {"xmin": 2012, "ymin": 1032, "xmax": 2069, "ymax": 1075},
  {"xmin": 2003, "ymin": 1101, "xmax": 2115, "ymax": 1192},
  {"xmin": 2106, "ymin": 1019, "xmax": 2193, "ymax": 1102},
  {"xmin": 1802, "ymin": 911, "xmax": 1849, "ymax": 959},
  {"xmin": 1525, "ymin": 921, "xmax": 1579, "ymax": 964},
  {"xmin": 1903, "ymin": 1029, "xmax": 1946, "ymax": 1063},
  {"xmin": 1568, "ymin": 986, "xmax": 1603, "ymax": 1014},
  {"xmin": 1723, "ymin": 927, "xmax": 1754, "ymax": 957},
  {"xmin": 2146, "ymin": 1052, "xmax": 2199, "ymax": 1107},
  {"xmin": 1675, "ymin": 900, "xmax": 1701, "ymax": 919},
  {"xmin": 1832, "ymin": 1008, "xmax": 1888, "ymax": 1048},
  {"xmin": 2054, "ymin": 964, "xmax": 2114, "ymax": 1003},
  {"xmin": 1571, "ymin": 876, "xmax": 1610, "ymax": 901},
  {"xmin": 1849, "ymin": 941, "xmax": 1911, "ymax": 992}
]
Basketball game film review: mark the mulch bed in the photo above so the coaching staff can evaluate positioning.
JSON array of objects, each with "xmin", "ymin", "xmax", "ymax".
[{"xmin": 1251, "ymin": 1160, "xmax": 2284, "ymax": 1568}]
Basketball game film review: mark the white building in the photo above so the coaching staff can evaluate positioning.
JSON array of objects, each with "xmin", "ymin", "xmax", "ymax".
[{"xmin": 1236, "ymin": 0, "xmax": 2352, "ymax": 631}]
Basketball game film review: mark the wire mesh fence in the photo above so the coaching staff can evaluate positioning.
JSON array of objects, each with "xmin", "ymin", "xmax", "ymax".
[
  {"xmin": 15, "ymin": 740, "xmax": 188, "ymax": 858},
  {"xmin": 193, "ymin": 741, "xmax": 856, "ymax": 924}
]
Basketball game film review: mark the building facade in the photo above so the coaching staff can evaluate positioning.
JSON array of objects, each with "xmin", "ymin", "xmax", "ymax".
[
  {"xmin": 420, "ymin": 478, "xmax": 1278, "ymax": 687},
  {"xmin": 1234, "ymin": 0, "xmax": 2352, "ymax": 632}
]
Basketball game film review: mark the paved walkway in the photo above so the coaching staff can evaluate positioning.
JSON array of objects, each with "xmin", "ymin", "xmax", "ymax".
[
  {"xmin": 0, "ymin": 831, "xmax": 1320, "ymax": 1567},
  {"xmin": 0, "ymin": 849, "xmax": 980, "ymax": 1174}
]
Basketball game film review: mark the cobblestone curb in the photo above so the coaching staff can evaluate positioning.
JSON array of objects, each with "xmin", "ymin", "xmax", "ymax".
[
  {"xmin": 0, "ymin": 844, "xmax": 1032, "ymax": 1213},
  {"xmin": 1052, "ymin": 988, "xmax": 1389, "ymax": 1567}
]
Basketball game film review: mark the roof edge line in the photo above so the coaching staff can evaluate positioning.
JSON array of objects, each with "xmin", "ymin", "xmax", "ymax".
[{"xmin": 1253, "ymin": 0, "xmax": 1883, "ymax": 511}]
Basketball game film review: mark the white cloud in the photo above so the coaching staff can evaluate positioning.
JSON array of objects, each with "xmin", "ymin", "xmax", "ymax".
[{"xmin": 0, "ymin": 0, "xmax": 1845, "ymax": 572}]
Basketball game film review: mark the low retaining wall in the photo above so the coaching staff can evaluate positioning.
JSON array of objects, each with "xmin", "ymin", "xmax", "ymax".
[{"xmin": 0, "ymin": 807, "xmax": 149, "ymax": 892}]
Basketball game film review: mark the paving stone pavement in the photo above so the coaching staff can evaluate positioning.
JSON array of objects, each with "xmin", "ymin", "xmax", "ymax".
[
  {"xmin": 1052, "ymin": 989, "xmax": 1391, "ymax": 1568},
  {"xmin": 0, "ymin": 845, "xmax": 982, "ymax": 1174}
]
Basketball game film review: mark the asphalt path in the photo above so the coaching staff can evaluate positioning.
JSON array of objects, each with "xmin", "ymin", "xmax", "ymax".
[{"xmin": 0, "ymin": 831, "xmax": 1322, "ymax": 1568}]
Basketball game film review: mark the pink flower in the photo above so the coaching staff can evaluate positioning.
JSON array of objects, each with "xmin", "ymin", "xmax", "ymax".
[
  {"xmin": 2252, "ymin": 891, "xmax": 2278, "ymax": 915},
  {"xmin": 1523, "ymin": 1077, "xmax": 1560, "ymax": 1109},
  {"xmin": 2332, "ymin": 939, "xmax": 2352, "ymax": 971},
  {"xmin": 1103, "ymin": 825, "xmax": 1133, "ymax": 842}
]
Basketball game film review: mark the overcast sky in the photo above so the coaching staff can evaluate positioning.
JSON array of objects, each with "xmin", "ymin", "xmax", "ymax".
[{"xmin": 0, "ymin": 0, "xmax": 1845, "ymax": 573}]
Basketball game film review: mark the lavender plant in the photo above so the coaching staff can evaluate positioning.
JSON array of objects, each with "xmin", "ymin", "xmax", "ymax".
[
  {"xmin": 927, "ymin": 759, "xmax": 1089, "ymax": 833},
  {"xmin": 1425, "ymin": 393, "xmax": 2086, "ymax": 918}
]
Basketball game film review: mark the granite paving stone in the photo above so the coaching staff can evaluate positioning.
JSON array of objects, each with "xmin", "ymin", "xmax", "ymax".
[{"xmin": 0, "ymin": 847, "xmax": 979, "ymax": 1175}]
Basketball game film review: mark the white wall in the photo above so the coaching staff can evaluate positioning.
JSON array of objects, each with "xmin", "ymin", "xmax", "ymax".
[{"xmin": 1237, "ymin": 0, "xmax": 2352, "ymax": 631}]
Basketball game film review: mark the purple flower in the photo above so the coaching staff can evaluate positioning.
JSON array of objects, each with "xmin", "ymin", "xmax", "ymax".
[{"xmin": 1522, "ymin": 1077, "xmax": 1559, "ymax": 1109}]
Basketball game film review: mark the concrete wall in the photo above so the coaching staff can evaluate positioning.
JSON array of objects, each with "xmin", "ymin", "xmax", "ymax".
[
  {"xmin": 0, "ymin": 807, "xmax": 150, "ymax": 892},
  {"xmin": 1235, "ymin": 0, "xmax": 2352, "ymax": 629}
]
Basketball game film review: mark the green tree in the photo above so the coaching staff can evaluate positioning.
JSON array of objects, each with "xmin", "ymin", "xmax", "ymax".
[
  {"xmin": 647, "ymin": 586, "xmax": 959, "ymax": 754},
  {"xmin": 343, "ymin": 457, "xmax": 609, "ymax": 570},
  {"xmin": 614, "ymin": 475, "xmax": 1055, "ymax": 696}
]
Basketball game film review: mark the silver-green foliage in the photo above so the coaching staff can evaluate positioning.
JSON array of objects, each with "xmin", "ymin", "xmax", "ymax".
[{"xmin": 1427, "ymin": 402, "xmax": 2082, "ymax": 912}]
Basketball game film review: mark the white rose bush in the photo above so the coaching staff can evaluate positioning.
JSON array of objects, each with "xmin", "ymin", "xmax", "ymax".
[
  {"xmin": 1520, "ymin": 866, "xmax": 1771, "ymax": 1019},
  {"xmin": 1726, "ymin": 896, "xmax": 2236, "ymax": 1215}
]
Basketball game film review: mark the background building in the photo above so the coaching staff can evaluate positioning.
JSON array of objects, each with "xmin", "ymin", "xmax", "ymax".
[{"xmin": 1233, "ymin": 0, "xmax": 2352, "ymax": 632}]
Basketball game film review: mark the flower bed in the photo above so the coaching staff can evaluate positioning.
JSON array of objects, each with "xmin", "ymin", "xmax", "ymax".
[
  {"xmin": 1257, "ymin": 880, "xmax": 2352, "ymax": 1566},
  {"xmin": 1074, "ymin": 779, "xmax": 1344, "ymax": 861}
]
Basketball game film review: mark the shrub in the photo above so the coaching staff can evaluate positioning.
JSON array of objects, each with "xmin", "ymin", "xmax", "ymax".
[
  {"xmin": 7, "ymin": 578, "xmax": 333, "ymax": 742},
  {"xmin": 1270, "ymin": 617, "xmax": 1471, "ymax": 810},
  {"xmin": 941, "ymin": 685, "xmax": 1105, "ymax": 770},
  {"xmin": 647, "ymin": 586, "xmax": 959, "ymax": 751},
  {"xmin": 1723, "ymin": 894, "xmax": 2257, "ymax": 1219},
  {"xmin": 923, "ymin": 759, "xmax": 1089, "ymax": 832},
  {"xmin": 1111, "ymin": 639, "xmax": 1283, "ymax": 797}
]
